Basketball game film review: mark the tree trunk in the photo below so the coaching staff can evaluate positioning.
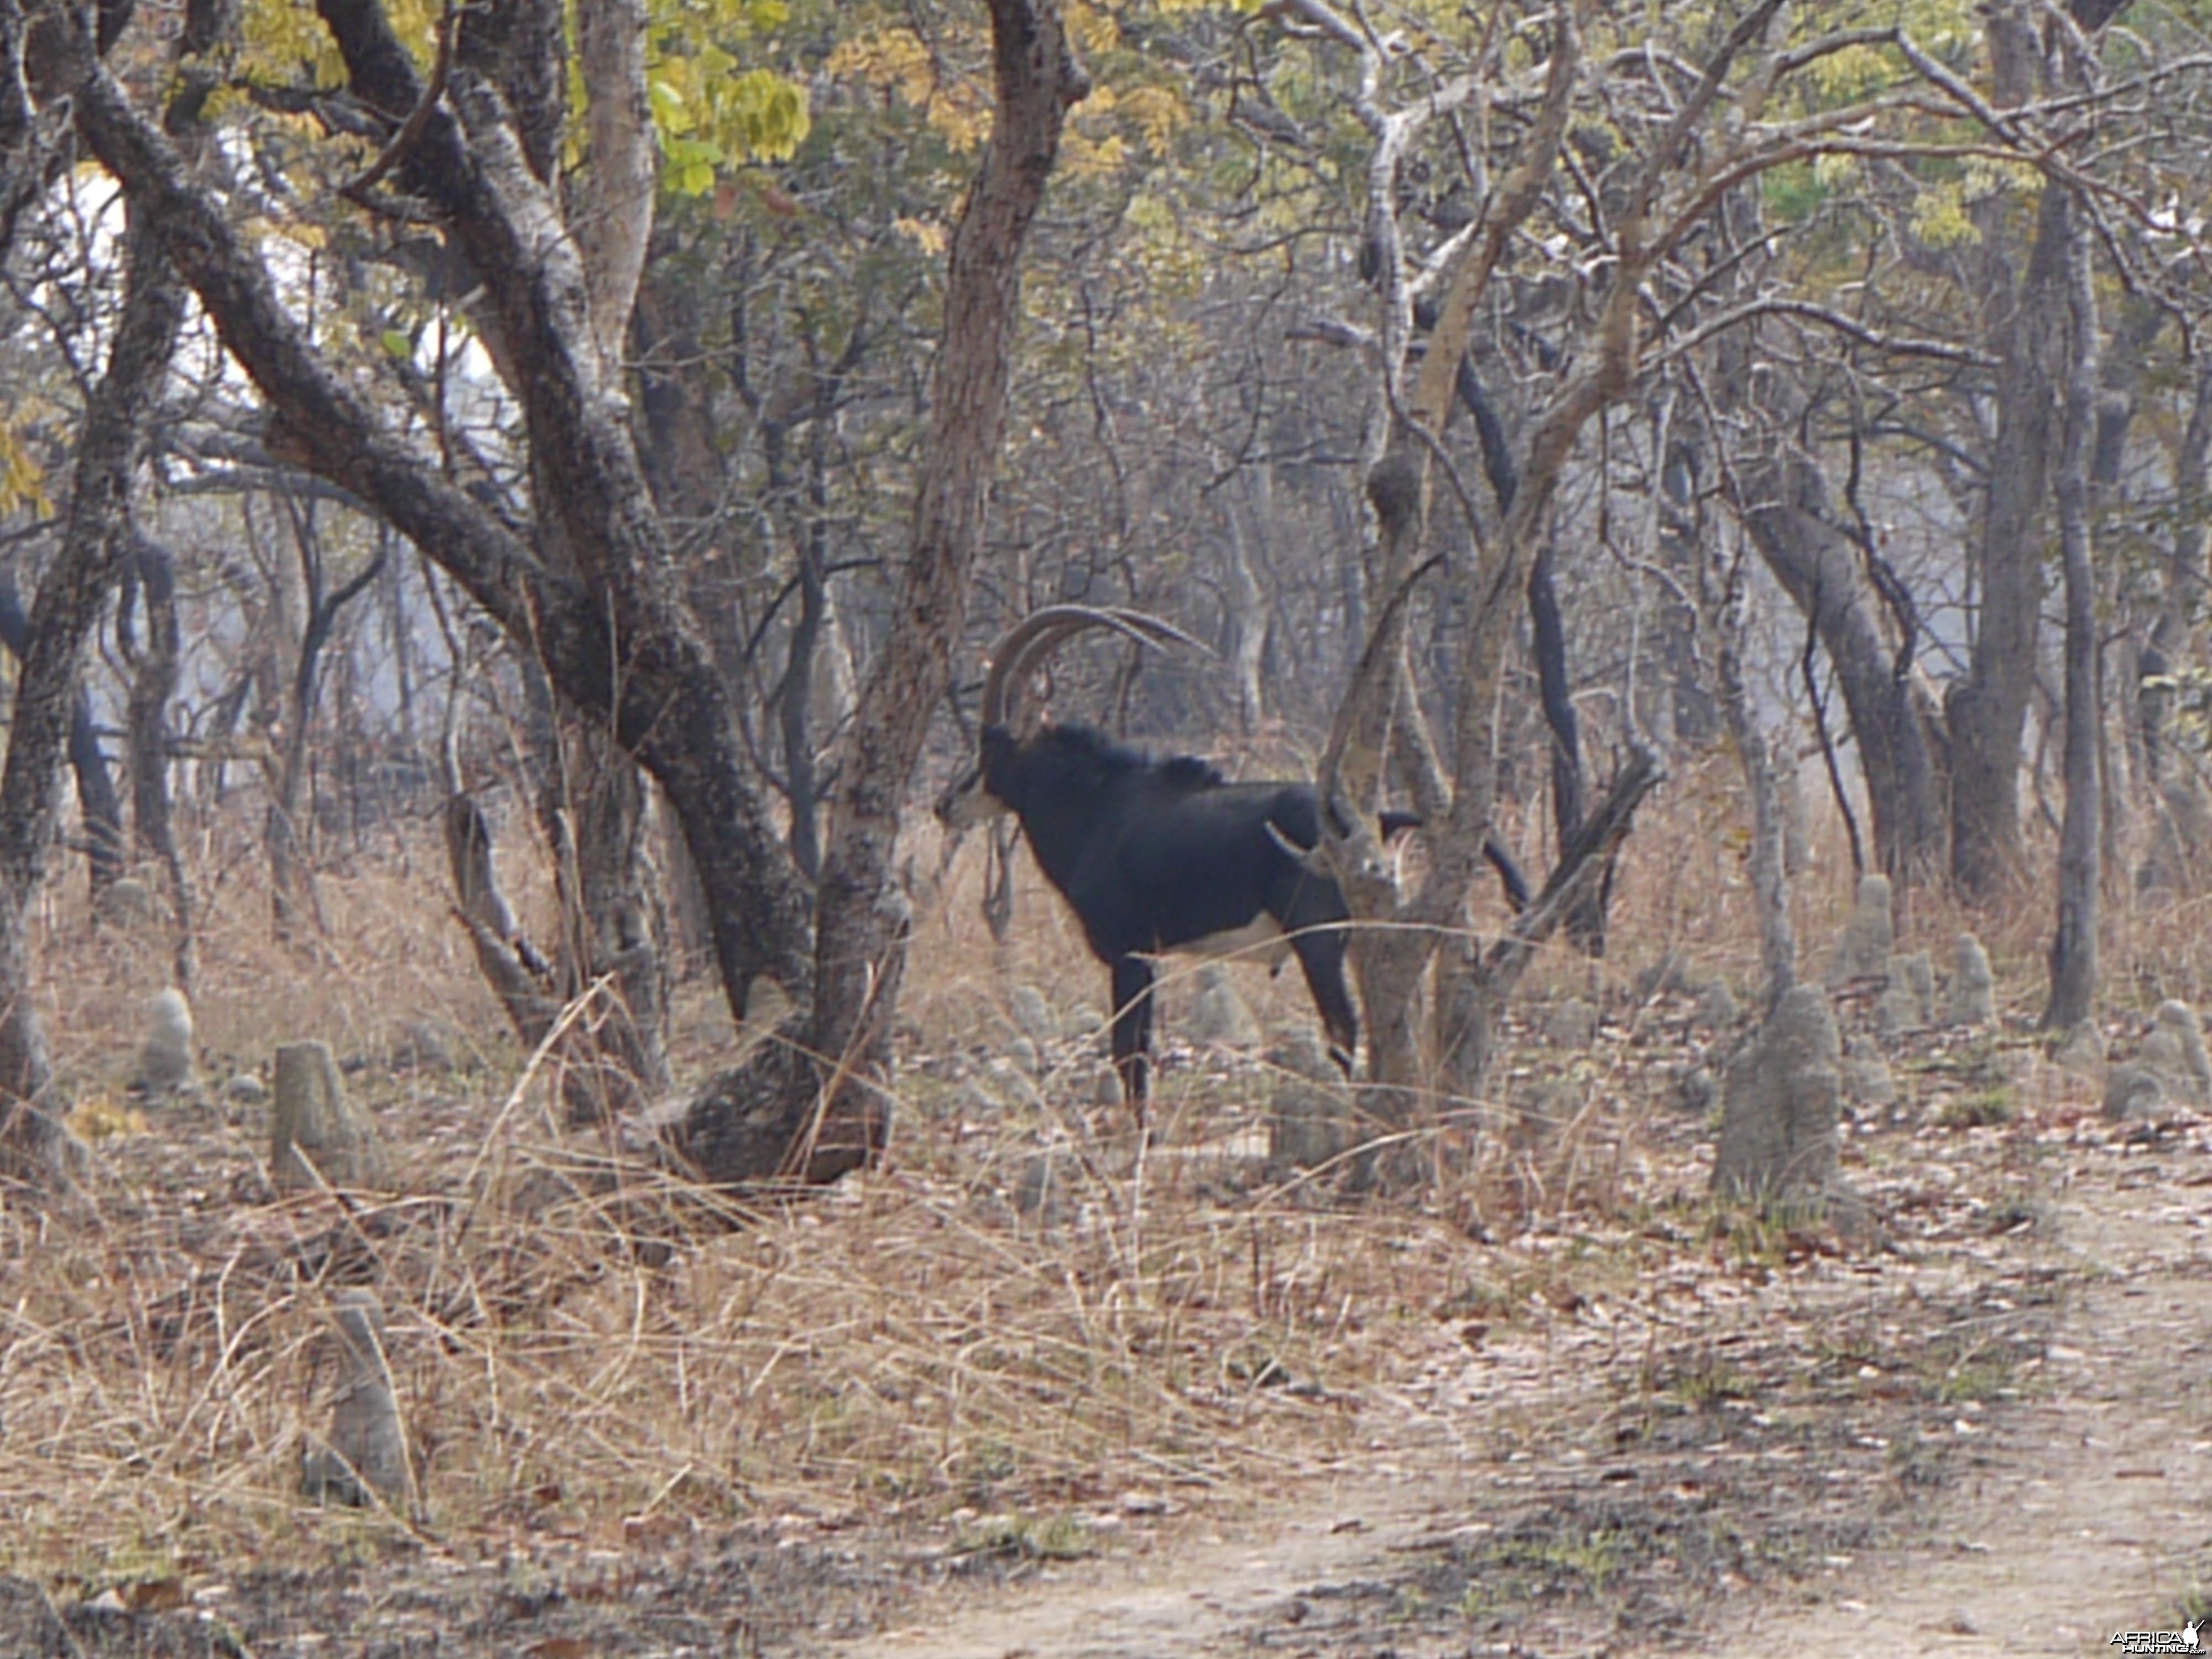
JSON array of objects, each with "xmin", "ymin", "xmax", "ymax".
[
  {"xmin": 121, "ymin": 538, "xmax": 194, "ymax": 992},
  {"xmin": 0, "ymin": 214, "xmax": 182, "ymax": 1182},
  {"xmin": 672, "ymin": 0, "xmax": 1089, "ymax": 1185},
  {"xmin": 1734, "ymin": 440, "xmax": 1946, "ymax": 885},
  {"xmin": 2044, "ymin": 199, "xmax": 2100, "ymax": 1030},
  {"xmin": 1948, "ymin": 6, "xmax": 2069, "ymax": 899},
  {"xmin": 1224, "ymin": 481, "xmax": 1269, "ymax": 735},
  {"xmin": 1717, "ymin": 560, "xmax": 1796, "ymax": 1011},
  {"xmin": 0, "ymin": 571, "xmax": 122, "ymax": 901},
  {"xmin": 267, "ymin": 507, "xmax": 385, "ymax": 943},
  {"xmin": 541, "ymin": 720, "xmax": 672, "ymax": 1120},
  {"xmin": 1460, "ymin": 354, "xmax": 1608, "ymax": 948}
]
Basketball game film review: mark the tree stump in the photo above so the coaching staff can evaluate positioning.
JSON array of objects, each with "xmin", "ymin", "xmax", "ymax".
[{"xmin": 272, "ymin": 1040, "xmax": 389, "ymax": 1193}]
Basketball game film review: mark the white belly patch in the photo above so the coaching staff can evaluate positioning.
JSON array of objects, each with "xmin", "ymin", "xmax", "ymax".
[{"xmin": 1176, "ymin": 914, "xmax": 1290, "ymax": 967}]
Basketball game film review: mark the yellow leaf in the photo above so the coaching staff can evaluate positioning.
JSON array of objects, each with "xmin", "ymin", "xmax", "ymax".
[{"xmin": 895, "ymin": 215, "xmax": 947, "ymax": 255}]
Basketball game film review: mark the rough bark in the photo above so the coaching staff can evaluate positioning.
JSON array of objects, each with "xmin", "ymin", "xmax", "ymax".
[
  {"xmin": 540, "ymin": 722, "xmax": 672, "ymax": 1120},
  {"xmin": 671, "ymin": 0, "xmax": 1088, "ymax": 1185},
  {"xmin": 1734, "ymin": 439, "xmax": 1947, "ymax": 885},
  {"xmin": 1947, "ymin": 5, "xmax": 2068, "ymax": 899},
  {"xmin": 1717, "ymin": 562, "xmax": 1796, "ymax": 1011},
  {"xmin": 573, "ymin": 0, "xmax": 652, "ymax": 376},
  {"xmin": 2044, "ymin": 199, "xmax": 2100, "ymax": 1030},
  {"xmin": 0, "ymin": 572, "xmax": 122, "ymax": 899}
]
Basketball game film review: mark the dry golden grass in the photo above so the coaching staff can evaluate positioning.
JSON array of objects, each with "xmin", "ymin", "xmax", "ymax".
[
  {"xmin": 0, "ymin": 806, "xmax": 1586, "ymax": 1594},
  {"xmin": 0, "ymin": 769, "xmax": 2196, "ymax": 1603}
]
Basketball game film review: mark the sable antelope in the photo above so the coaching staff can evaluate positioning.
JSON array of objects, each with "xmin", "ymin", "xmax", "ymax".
[{"xmin": 936, "ymin": 606, "xmax": 1527, "ymax": 1122}]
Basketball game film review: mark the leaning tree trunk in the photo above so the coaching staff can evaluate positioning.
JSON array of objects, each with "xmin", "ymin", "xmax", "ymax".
[
  {"xmin": 1734, "ymin": 437, "xmax": 1947, "ymax": 885},
  {"xmin": 2044, "ymin": 195, "xmax": 2100, "ymax": 1030},
  {"xmin": 267, "ymin": 514, "xmax": 385, "ymax": 944},
  {"xmin": 671, "ymin": 0, "xmax": 1089, "ymax": 1186},
  {"xmin": 0, "ymin": 216, "xmax": 182, "ymax": 1183}
]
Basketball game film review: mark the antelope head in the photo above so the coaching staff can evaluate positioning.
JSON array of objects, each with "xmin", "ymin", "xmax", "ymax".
[{"xmin": 936, "ymin": 606, "xmax": 1202, "ymax": 828}]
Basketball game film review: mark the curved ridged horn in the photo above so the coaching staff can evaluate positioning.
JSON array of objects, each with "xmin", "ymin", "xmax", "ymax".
[{"xmin": 977, "ymin": 606, "xmax": 1206, "ymax": 730}]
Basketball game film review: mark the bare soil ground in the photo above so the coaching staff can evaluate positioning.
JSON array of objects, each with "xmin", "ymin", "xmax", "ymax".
[{"xmin": 845, "ymin": 1096, "xmax": 2212, "ymax": 1659}]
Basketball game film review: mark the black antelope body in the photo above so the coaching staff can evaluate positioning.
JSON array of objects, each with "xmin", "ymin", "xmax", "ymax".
[{"xmin": 936, "ymin": 606, "xmax": 1526, "ymax": 1123}]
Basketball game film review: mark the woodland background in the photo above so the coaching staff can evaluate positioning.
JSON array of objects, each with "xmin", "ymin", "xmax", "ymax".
[{"xmin": 0, "ymin": 1, "xmax": 2210, "ymax": 1650}]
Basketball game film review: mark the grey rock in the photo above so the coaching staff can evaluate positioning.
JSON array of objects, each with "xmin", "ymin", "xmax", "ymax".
[
  {"xmin": 1270, "ymin": 1078, "xmax": 1350, "ymax": 1170},
  {"xmin": 272, "ymin": 1040, "xmax": 389, "ymax": 1192},
  {"xmin": 983, "ymin": 1056, "xmax": 1044, "ymax": 1109},
  {"xmin": 1189, "ymin": 965, "xmax": 1261, "ymax": 1049},
  {"xmin": 2053, "ymin": 1020, "xmax": 2107, "ymax": 1085},
  {"xmin": 1010, "ymin": 1152, "xmax": 1074, "ymax": 1225},
  {"xmin": 1874, "ymin": 984, "xmax": 1920, "ymax": 1040},
  {"xmin": 1545, "ymin": 996, "xmax": 1600, "ymax": 1048},
  {"xmin": 958, "ymin": 1076, "xmax": 1006, "ymax": 1118},
  {"xmin": 2104, "ymin": 1063, "xmax": 2167, "ymax": 1121},
  {"xmin": 1007, "ymin": 1035, "xmax": 1043, "ymax": 1079},
  {"xmin": 1507, "ymin": 1081, "xmax": 1571, "ymax": 1152},
  {"xmin": 300, "ymin": 1290, "xmax": 412, "ymax": 1507},
  {"xmin": 97, "ymin": 875, "xmax": 161, "ymax": 928},
  {"xmin": 224, "ymin": 1072, "xmax": 269, "ymax": 1105},
  {"xmin": 1694, "ymin": 979, "xmax": 1740, "ymax": 1031},
  {"xmin": 1948, "ymin": 933, "xmax": 1996, "ymax": 1027},
  {"xmin": 1009, "ymin": 985, "xmax": 1060, "ymax": 1047},
  {"xmin": 1841, "ymin": 1053, "xmax": 1896, "ymax": 1110},
  {"xmin": 1672, "ymin": 1063, "xmax": 1717, "ymax": 1114},
  {"xmin": 1089, "ymin": 1066, "xmax": 1125, "ymax": 1108},
  {"xmin": 1274, "ymin": 1000, "xmax": 1354, "ymax": 1168},
  {"xmin": 1893, "ymin": 952, "xmax": 1936, "ymax": 1015},
  {"xmin": 2138, "ymin": 1000, "xmax": 2212, "ymax": 1107},
  {"xmin": 389, "ymin": 1020, "xmax": 455, "ymax": 1074},
  {"xmin": 139, "ymin": 988, "xmax": 194, "ymax": 1095},
  {"xmin": 0, "ymin": 1572, "xmax": 69, "ymax": 1649},
  {"xmin": 1825, "ymin": 874, "xmax": 1895, "ymax": 987},
  {"xmin": 1266, "ymin": 1032, "xmax": 1339, "ymax": 1084}
]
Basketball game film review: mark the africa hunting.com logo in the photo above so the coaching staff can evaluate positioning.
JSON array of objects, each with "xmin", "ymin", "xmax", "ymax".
[{"xmin": 2110, "ymin": 1617, "xmax": 2204, "ymax": 1653}]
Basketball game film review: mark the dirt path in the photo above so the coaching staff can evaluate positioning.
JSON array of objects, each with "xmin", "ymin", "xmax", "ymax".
[
  {"xmin": 863, "ymin": 1477, "xmax": 1443, "ymax": 1658},
  {"xmin": 1707, "ymin": 1154, "xmax": 2212, "ymax": 1658},
  {"xmin": 845, "ymin": 1140, "xmax": 2212, "ymax": 1659}
]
